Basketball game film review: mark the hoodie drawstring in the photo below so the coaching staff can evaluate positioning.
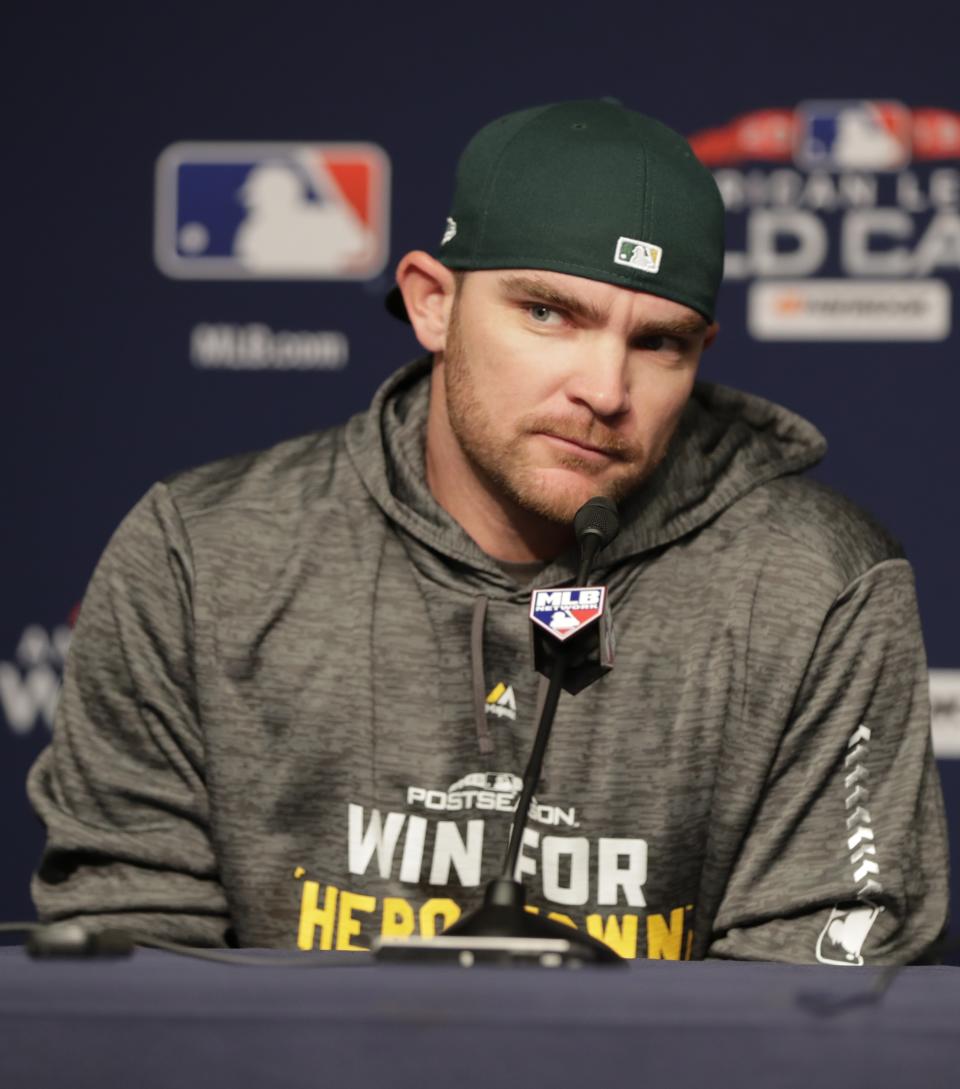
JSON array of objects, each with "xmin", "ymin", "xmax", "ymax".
[
  {"xmin": 470, "ymin": 595, "xmax": 553, "ymax": 772},
  {"xmin": 470, "ymin": 596, "xmax": 495, "ymax": 755}
]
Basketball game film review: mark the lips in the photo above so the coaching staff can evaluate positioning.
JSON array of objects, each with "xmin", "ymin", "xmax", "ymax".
[{"xmin": 538, "ymin": 432, "xmax": 621, "ymax": 461}]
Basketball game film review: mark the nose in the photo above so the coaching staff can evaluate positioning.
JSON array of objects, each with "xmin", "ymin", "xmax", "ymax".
[{"xmin": 563, "ymin": 339, "xmax": 631, "ymax": 419}]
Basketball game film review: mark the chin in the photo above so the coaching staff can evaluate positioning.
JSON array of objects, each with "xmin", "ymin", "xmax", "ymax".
[{"xmin": 513, "ymin": 467, "xmax": 626, "ymax": 525}]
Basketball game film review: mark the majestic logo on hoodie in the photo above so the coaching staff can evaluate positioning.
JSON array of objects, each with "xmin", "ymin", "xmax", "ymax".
[{"xmin": 485, "ymin": 682, "xmax": 517, "ymax": 721}]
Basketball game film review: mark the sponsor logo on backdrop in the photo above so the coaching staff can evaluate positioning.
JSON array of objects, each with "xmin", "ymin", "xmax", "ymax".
[
  {"xmin": 1, "ymin": 620, "xmax": 73, "ymax": 736},
  {"xmin": 155, "ymin": 142, "xmax": 390, "ymax": 280},
  {"xmin": 190, "ymin": 323, "xmax": 348, "ymax": 371},
  {"xmin": 930, "ymin": 670, "xmax": 960, "ymax": 758},
  {"xmin": 748, "ymin": 280, "xmax": 951, "ymax": 340},
  {"xmin": 689, "ymin": 100, "xmax": 960, "ymax": 341}
]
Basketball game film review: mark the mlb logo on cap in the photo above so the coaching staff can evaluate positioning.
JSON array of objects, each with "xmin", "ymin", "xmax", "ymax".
[
  {"xmin": 530, "ymin": 587, "xmax": 606, "ymax": 643},
  {"xmin": 793, "ymin": 101, "xmax": 912, "ymax": 171},
  {"xmin": 154, "ymin": 142, "xmax": 390, "ymax": 279},
  {"xmin": 614, "ymin": 236, "xmax": 663, "ymax": 274}
]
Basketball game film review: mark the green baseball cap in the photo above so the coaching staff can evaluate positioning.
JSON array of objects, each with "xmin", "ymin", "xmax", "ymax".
[{"xmin": 386, "ymin": 98, "xmax": 725, "ymax": 323}]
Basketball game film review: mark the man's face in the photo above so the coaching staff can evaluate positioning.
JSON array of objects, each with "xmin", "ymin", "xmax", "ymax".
[{"xmin": 437, "ymin": 268, "xmax": 716, "ymax": 524}]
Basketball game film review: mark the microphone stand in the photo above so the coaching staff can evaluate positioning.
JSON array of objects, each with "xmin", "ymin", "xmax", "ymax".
[
  {"xmin": 376, "ymin": 498, "xmax": 624, "ymax": 966},
  {"xmin": 437, "ymin": 519, "xmax": 622, "ymax": 964}
]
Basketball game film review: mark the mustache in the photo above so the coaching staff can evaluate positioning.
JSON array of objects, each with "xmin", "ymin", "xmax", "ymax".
[{"xmin": 520, "ymin": 416, "xmax": 642, "ymax": 461}]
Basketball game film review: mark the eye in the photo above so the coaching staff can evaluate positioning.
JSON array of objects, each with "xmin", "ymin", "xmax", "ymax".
[
  {"xmin": 528, "ymin": 304, "xmax": 562, "ymax": 324},
  {"xmin": 634, "ymin": 334, "xmax": 685, "ymax": 353},
  {"xmin": 637, "ymin": 334, "xmax": 666, "ymax": 351}
]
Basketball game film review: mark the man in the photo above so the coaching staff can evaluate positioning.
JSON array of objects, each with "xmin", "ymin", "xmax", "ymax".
[{"xmin": 28, "ymin": 100, "xmax": 948, "ymax": 963}]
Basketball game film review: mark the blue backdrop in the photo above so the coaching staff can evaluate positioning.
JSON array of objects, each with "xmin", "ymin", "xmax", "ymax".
[{"xmin": 3, "ymin": 1, "xmax": 957, "ymax": 953}]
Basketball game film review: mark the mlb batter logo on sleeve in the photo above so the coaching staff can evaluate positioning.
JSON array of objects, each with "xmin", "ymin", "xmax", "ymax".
[
  {"xmin": 816, "ymin": 903, "xmax": 883, "ymax": 966},
  {"xmin": 154, "ymin": 142, "xmax": 390, "ymax": 279},
  {"xmin": 530, "ymin": 587, "xmax": 606, "ymax": 642}
]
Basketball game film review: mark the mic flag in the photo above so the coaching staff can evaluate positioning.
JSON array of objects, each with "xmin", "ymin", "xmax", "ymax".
[
  {"xmin": 530, "ymin": 586, "xmax": 606, "ymax": 641},
  {"xmin": 529, "ymin": 584, "xmax": 616, "ymax": 694}
]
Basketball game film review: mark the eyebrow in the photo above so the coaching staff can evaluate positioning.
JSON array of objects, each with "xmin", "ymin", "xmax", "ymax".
[{"xmin": 497, "ymin": 273, "xmax": 708, "ymax": 338}]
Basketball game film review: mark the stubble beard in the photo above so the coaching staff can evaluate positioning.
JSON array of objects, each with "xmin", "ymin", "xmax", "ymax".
[{"xmin": 442, "ymin": 306, "xmax": 664, "ymax": 525}]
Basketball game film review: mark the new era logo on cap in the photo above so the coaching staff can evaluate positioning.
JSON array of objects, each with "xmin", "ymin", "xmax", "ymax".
[{"xmin": 614, "ymin": 236, "xmax": 663, "ymax": 274}]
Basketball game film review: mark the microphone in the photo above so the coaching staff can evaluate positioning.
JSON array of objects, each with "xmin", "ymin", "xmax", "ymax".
[
  {"xmin": 25, "ymin": 922, "xmax": 134, "ymax": 958},
  {"xmin": 574, "ymin": 496, "xmax": 620, "ymax": 584}
]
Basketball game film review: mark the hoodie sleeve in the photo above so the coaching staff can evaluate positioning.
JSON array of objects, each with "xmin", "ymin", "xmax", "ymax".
[
  {"xmin": 26, "ymin": 484, "xmax": 232, "ymax": 946},
  {"xmin": 706, "ymin": 558, "xmax": 949, "ymax": 965}
]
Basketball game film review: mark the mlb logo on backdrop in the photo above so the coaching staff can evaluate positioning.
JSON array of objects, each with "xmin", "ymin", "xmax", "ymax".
[
  {"xmin": 794, "ymin": 100, "xmax": 912, "ymax": 171},
  {"xmin": 154, "ymin": 142, "xmax": 390, "ymax": 279}
]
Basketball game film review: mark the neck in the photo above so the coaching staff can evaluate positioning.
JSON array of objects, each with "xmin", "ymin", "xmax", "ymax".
[{"xmin": 424, "ymin": 366, "xmax": 573, "ymax": 564}]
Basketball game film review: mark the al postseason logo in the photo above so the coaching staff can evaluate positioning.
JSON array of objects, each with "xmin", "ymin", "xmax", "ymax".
[
  {"xmin": 530, "ymin": 587, "xmax": 606, "ymax": 642},
  {"xmin": 154, "ymin": 142, "xmax": 390, "ymax": 280},
  {"xmin": 689, "ymin": 100, "xmax": 960, "ymax": 341}
]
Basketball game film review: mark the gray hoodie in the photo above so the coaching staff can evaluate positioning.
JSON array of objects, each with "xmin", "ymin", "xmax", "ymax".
[{"xmin": 27, "ymin": 357, "xmax": 949, "ymax": 963}]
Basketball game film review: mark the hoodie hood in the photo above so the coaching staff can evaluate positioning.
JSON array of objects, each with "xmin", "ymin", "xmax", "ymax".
[
  {"xmin": 345, "ymin": 355, "xmax": 827, "ymax": 583},
  {"xmin": 346, "ymin": 356, "xmax": 828, "ymax": 758}
]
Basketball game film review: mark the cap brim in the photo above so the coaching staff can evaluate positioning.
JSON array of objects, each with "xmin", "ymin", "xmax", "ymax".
[{"xmin": 385, "ymin": 285, "xmax": 410, "ymax": 323}]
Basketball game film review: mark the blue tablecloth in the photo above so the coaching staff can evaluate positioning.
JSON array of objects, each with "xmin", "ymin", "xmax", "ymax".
[{"xmin": 1, "ymin": 948, "xmax": 957, "ymax": 1088}]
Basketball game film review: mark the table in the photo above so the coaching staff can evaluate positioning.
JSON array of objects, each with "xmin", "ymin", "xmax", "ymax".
[{"xmin": 1, "ymin": 948, "xmax": 957, "ymax": 1088}]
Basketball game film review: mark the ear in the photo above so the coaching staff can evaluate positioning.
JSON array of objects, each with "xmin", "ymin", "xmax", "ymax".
[
  {"xmin": 702, "ymin": 321, "xmax": 720, "ymax": 351},
  {"xmin": 395, "ymin": 251, "xmax": 458, "ymax": 353}
]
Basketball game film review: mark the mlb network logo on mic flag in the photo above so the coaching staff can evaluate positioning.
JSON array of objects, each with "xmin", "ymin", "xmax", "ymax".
[
  {"xmin": 154, "ymin": 142, "xmax": 390, "ymax": 279},
  {"xmin": 530, "ymin": 587, "xmax": 606, "ymax": 642}
]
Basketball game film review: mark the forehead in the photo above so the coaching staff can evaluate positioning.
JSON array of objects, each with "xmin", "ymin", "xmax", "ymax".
[{"xmin": 463, "ymin": 267, "xmax": 708, "ymax": 330}]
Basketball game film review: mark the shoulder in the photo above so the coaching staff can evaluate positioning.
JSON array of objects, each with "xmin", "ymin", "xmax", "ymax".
[
  {"xmin": 163, "ymin": 422, "xmax": 361, "ymax": 527},
  {"xmin": 732, "ymin": 474, "xmax": 906, "ymax": 598},
  {"xmin": 133, "ymin": 414, "xmax": 382, "ymax": 582},
  {"xmin": 688, "ymin": 381, "xmax": 904, "ymax": 590}
]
